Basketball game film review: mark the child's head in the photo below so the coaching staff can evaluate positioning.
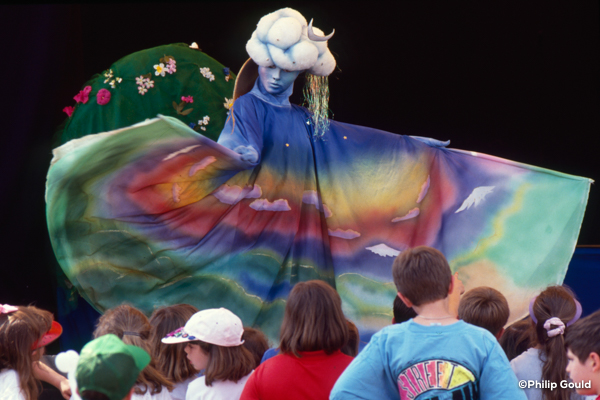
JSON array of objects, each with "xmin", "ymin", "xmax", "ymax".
[
  {"xmin": 161, "ymin": 308, "xmax": 254, "ymax": 386},
  {"xmin": 565, "ymin": 309, "xmax": 600, "ymax": 396},
  {"xmin": 0, "ymin": 304, "xmax": 59, "ymax": 400},
  {"xmin": 392, "ymin": 246, "xmax": 452, "ymax": 306},
  {"xmin": 242, "ymin": 327, "xmax": 270, "ymax": 369},
  {"xmin": 458, "ymin": 286, "xmax": 509, "ymax": 338},
  {"xmin": 393, "ymin": 295, "xmax": 417, "ymax": 324},
  {"xmin": 77, "ymin": 334, "xmax": 151, "ymax": 400},
  {"xmin": 94, "ymin": 304, "xmax": 173, "ymax": 395},
  {"xmin": 279, "ymin": 280, "xmax": 349, "ymax": 357},
  {"xmin": 530, "ymin": 286, "xmax": 582, "ymax": 400},
  {"xmin": 499, "ymin": 317, "xmax": 533, "ymax": 361},
  {"xmin": 149, "ymin": 304, "xmax": 198, "ymax": 383}
]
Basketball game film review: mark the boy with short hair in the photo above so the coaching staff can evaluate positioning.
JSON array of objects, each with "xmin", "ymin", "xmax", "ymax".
[
  {"xmin": 330, "ymin": 246, "xmax": 525, "ymax": 399},
  {"xmin": 565, "ymin": 309, "xmax": 600, "ymax": 399},
  {"xmin": 458, "ymin": 286, "xmax": 510, "ymax": 339},
  {"xmin": 76, "ymin": 334, "xmax": 151, "ymax": 400}
]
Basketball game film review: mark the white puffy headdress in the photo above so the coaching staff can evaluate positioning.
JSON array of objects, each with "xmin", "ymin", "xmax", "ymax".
[{"xmin": 246, "ymin": 8, "xmax": 335, "ymax": 76}]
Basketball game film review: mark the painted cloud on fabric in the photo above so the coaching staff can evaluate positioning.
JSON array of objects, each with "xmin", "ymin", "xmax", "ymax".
[
  {"xmin": 328, "ymin": 228, "xmax": 361, "ymax": 239},
  {"xmin": 302, "ymin": 190, "xmax": 332, "ymax": 217},
  {"xmin": 366, "ymin": 244, "xmax": 401, "ymax": 257},
  {"xmin": 250, "ymin": 198, "xmax": 291, "ymax": 211},
  {"xmin": 455, "ymin": 186, "xmax": 495, "ymax": 213},
  {"xmin": 213, "ymin": 184, "xmax": 262, "ymax": 205}
]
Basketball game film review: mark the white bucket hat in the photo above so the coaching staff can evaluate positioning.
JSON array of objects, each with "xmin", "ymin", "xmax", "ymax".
[{"xmin": 161, "ymin": 308, "xmax": 244, "ymax": 347}]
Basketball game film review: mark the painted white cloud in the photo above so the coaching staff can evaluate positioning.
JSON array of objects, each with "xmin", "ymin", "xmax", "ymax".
[
  {"xmin": 250, "ymin": 198, "xmax": 291, "ymax": 211},
  {"xmin": 366, "ymin": 244, "xmax": 401, "ymax": 257},
  {"xmin": 455, "ymin": 186, "xmax": 495, "ymax": 214},
  {"xmin": 417, "ymin": 176, "xmax": 430, "ymax": 203},
  {"xmin": 172, "ymin": 183, "xmax": 182, "ymax": 203},
  {"xmin": 189, "ymin": 156, "xmax": 217, "ymax": 177},
  {"xmin": 328, "ymin": 228, "xmax": 361, "ymax": 239},
  {"xmin": 163, "ymin": 145, "xmax": 201, "ymax": 161},
  {"xmin": 302, "ymin": 190, "xmax": 333, "ymax": 218},
  {"xmin": 392, "ymin": 208, "xmax": 420, "ymax": 222},
  {"xmin": 213, "ymin": 184, "xmax": 262, "ymax": 205}
]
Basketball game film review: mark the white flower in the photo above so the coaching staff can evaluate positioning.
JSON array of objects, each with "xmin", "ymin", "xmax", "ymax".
[
  {"xmin": 135, "ymin": 76, "xmax": 144, "ymax": 85},
  {"xmin": 138, "ymin": 86, "xmax": 148, "ymax": 95},
  {"xmin": 116, "ymin": 77, "xmax": 122, "ymax": 83},
  {"xmin": 203, "ymin": 116, "xmax": 210, "ymax": 124},
  {"xmin": 189, "ymin": 42, "xmax": 199, "ymax": 49},
  {"xmin": 154, "ymin": 63, "xmax": 166, "ymax": 77},
  {"xmin": 200, "ymin": 67, "xmax": 215, "ymax": 81},
  {"xmin": 200, "ymin": 127, "xmax": 206, "ymax": 131},
  {"xmin": 223, "ymin": 98, "xmax": 233, "ymax": 110},
  {"xmin": 109, "ymin": 80, "xmax": 116, "ymax": 88},
  {"xmin": 145, "ymin": 79, "xmax": 154, "ymax": 88}
]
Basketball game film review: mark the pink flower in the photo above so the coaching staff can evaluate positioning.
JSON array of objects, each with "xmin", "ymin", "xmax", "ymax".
[
  {"xmin": 63, "ymin": 106, "xmax": 75, "ymax": 117},
  {"xmin": 97, "ymin": 89, "xmax": 111, "ymax": 105},
  {"xmin": 181, "ymin": 95, "xmax": 193, "ymax": 103},
  {"xmin": 73, "ymin": 86, "xmax": 92, "ymax": 104}
]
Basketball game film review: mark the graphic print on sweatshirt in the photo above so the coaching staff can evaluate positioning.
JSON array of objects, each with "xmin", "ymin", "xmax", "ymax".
[{"xmin": 397, "ymin": 359, "xmax": 478, "ymax": 400}]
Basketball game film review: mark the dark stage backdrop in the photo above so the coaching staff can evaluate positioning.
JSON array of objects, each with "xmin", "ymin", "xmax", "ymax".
[{"xmin": 1, "ymin": 2, "xmax": 598, "ymax": 345}]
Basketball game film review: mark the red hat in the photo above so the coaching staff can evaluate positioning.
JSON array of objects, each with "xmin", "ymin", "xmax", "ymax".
[{"xmin": 32, "ymin": 320, "xmax": 63, "ymax": 350}]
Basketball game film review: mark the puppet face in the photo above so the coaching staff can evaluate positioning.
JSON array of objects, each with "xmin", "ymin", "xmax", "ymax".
[{"xmin": 258, "ymin": 65, "xmax": 301, "ymax": 95}]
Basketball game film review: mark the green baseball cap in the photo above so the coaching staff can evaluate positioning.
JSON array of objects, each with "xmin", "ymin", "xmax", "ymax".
[{"xmin": 76, "ymin": 334, "xmax": 151, "ymax": 400}]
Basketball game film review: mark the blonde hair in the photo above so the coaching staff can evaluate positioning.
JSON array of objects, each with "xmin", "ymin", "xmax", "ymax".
[
  {"xmin": 94, "ymin": 305, "xmax": 174, "ymax": 395},
  {"xmin": 149, "ymin": 304, "xmax": 199, "ymax": 383},
  {"xmin": 0, "ymin": 305, "xmax": 53, "ymax": 400}
]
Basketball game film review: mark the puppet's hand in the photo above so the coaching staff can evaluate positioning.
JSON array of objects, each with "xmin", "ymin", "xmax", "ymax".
[
  {"xmin": 234, "ymin": 145, "xmax": 259, "ymax": 163},
  {"xmin": 410, "ymin": 136, "xmax": 450, "ymax": 148}
]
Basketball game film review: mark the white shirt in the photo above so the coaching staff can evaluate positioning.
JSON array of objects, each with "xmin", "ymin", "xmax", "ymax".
[
  {"xmin": 170, "ymin": 377, "xmax": 196, "ymax": 400},
  {"xmin": 186, "ymin": 374, "xmax": 251, "ymax": 400},
  {"xmin": 0, "ymin": 369, "xmax": 25, "ymax": 400}
]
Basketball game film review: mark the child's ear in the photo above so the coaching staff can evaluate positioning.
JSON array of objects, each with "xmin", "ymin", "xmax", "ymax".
[
  {"xmin": 397, "ymin": 292, "xmax": 413, "ymax": 308},
  {"xmin": 589, "ymin": 352, "xmax": 600, "ymax": 372}
]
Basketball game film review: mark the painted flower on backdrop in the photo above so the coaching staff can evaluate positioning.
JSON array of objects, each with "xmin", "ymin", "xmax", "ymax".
[
  {"xmin": 154, "ymin": 63, "xmax": 166, "ymax": 77},
  {"xmin": 73, "ymin": 86, "xmax": 92, "ymax": 104},
  {"xmin": 63, "ymin": 106, "xmax": 75, "ymax": 117},
  {"xmin": 182, "ymin": 96, "xmax": 194, "ymax": 103},
  {"xmin": 223, "ymin": 98, "xmax": 233, "ymax": 110},
  {"xmin": 223, "ymin": 67, "xmax": 231, "ymax": 82},
  {"xmin": 97, "ymin": 89, "xmax": 111, "ymax": 105},
  {"xmin": 165, "ymin": 58, "xmax": 177, "ymax": 74},
  {"xmin": 200, "ymin": 67, "xmax": 215, "ymax": 81}
]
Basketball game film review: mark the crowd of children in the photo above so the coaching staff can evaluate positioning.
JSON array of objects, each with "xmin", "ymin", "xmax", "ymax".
[{"xmin": 2, "ymin": 246, "xmax": 600, "ymax": 400}]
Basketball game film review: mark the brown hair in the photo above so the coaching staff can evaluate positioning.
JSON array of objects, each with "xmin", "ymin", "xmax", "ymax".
[
  {"xmin": 392, "ymin": 246, "xmax": 452, "ymax": 306},
  {"xmin": 341, "ymin": 319, "xmax": 359, "ymax": 357},
  {"xmin": 499, "ymin": 317, "xmax": 534, "ymax": 361},
  {"xmin": 0, "ymin": 305, "xmax": 53, "ymax": 400},
  {"xmin": 242, "ymin": 327, "xmax": 270, "ymax": 369},
  {"xmin": 458, "ymin": 286, "xmax": 509, "ymax": 337},
  {"xmin": 197, "ymin": 340, "xmax": 255, "ymax": 386},
  {"xmin": 532, "ymin": 286, "xmax": 579, "ymax": 400},
  {"xmin": 279, "ymin": 280, "xmax": 349, "ymax": 357},
  {"xmin": 93, "ymin": 305, "xmax": 174, "ymax": 395},
  {"xmin": 149, "ymin": 304, "xmax": 199, "ymax": 383},
  {"xmin": 566, "ymin": 309, "xmax": 600, "ymax": 363}
]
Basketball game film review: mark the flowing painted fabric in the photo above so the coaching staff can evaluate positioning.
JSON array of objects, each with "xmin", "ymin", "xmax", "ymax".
[{"xmin": 47, "ymin": 75, "xmax": 590, "ymax": 342}]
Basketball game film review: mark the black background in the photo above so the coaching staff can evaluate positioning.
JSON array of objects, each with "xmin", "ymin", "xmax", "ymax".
[{"xmin": 1, "ymin": 2, "xmax": 598, "ymax": 317}]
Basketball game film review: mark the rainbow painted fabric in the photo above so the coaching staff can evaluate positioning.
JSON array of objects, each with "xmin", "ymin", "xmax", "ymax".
[{"xmin": 47, "ymin": 73, "xmax": 590, "ymax": 344}]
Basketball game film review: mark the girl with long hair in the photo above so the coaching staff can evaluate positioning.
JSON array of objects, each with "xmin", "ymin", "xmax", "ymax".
[
  {"xmin": 149, "ymin": 304, "xmax": 199, "ymax": 400},
  {"xmin": 511, "ymin": 286, "xmax": 584, "ymax": 400},
  {"xmin": 0, "ymin": 304, "xmax": 65, "ymax": 400},
  {"xmin": 240, "ymin": 280, "xmax": 353, "ymax": 400},
  {"xmin": 161, "ymin": 307, "xmax": 255, "ymax": 400},
  {"xmin": 93, "ymin": 304, "xmax": 174, "ymax": 400}
]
